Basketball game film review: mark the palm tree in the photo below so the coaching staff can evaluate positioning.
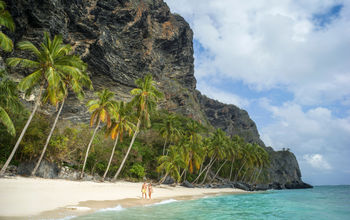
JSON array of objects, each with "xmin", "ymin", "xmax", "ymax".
[
  {"xmin": 1, "ymin": 32, "xmax": 82, "ymax": 175},
  {"xmin": 157, "ymin": 145, "xmax": 186, "ymax": 184},
  {"xmin": 112, "ymin": 74, "xmax": 163, "ymax": 181},
  {"xmin": 235, "ymin": 143, "xmax": 255, "ymax": 182},
  {"xmin": 192, "ymin": 137, "xmax": 215, "ymax": 184},
  {"xmin": 180, "ymin": 120, "xmax": 204, "ymax": 181},
  {"xmin": 210, "ymin": 130, "xmax": 230, "ymax": 183},
  {"xmin": 102, "ymin": 101, "xmax": 135, "ymax": 181},
  {"xmin": 31, "ymin": 37, "xmax": 92, "ymax": 176},
  {"xmin": 253, "ymin": 145, "xmax": 269, "ymax": 184},
  {"xmin": 228, "ymin": 136, "xmax": 244, "ymax": 181},
  {"xmin": 0, "ymin": 0, "xmax": 15, "ymax": 52},
  {"xmin": 81, "ymin": 89, "xmax": 114, "ymax": 179},
  {"xmin": 159, "ymin": 113, "xmax": 181, "ymax": 155},
  {"xmin": 201, "ymin": 129, "xmax": 228, "ymax": 184}
]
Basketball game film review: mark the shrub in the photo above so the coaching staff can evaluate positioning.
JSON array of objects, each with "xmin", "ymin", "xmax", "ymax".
[{"xmin": 129, "ymin": 163, "xmax": 145, "ymax": 179}]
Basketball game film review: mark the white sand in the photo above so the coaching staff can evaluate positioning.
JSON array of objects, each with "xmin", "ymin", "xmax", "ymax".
[{"xmin": 0, "ymin": 177, "xmax": 246, "ymax": 218}]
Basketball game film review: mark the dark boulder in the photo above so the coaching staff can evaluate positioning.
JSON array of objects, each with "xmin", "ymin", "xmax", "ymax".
[
  {"xmin": 17, "ymin": 160, "xmax": 59, "ymax": 178},
  {"xmin": 214, "ymin": 183, "xmax": 234, "ymax": 188},
  {"xmin": 4, "ymin": 165, "xmax": 17, "ymax": 176},
  {"xmin": 285, "ymin": 181, "xmax": 313, "ymax": 189},
  {"xmin": 162, "ymin": 176, "xmax": 175, "ymax": 184},
  {"xmin": 254, "ymin": 184, "xmax": 269, "ymax": 191},
  {"xmin": 234, "ymin": 182, "xmax": 253, "ymax": 191},
  {"xmin": 269, "ymin": 182, "xmax": 284, "ymax": 190},
  {"xmin": 181, "ymin": 180, "xmax": 194, "ymax": 188}
]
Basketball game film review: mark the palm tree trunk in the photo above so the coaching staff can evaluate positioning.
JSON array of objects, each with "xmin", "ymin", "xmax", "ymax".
[
  {"xmin": 234, "ymin": 158, "xmax": 246, "ymax": 182},
  {"xmin": 229, "ymin": 158, "xmax": 235, "ymax": 181},
  {"xmin": 199, "ymin": 162, "xmax": 203, "ymax": 174},
  {"xmin": 211, "ymin": 159, "xmax": 228, "ymax": 183},
  {"xmin": 192, "ymin": 156, "xmax": 214, "ymax": 184},
  {"xmin": 180, "ymin": 168, "xmax": 186, "ymax": 181},
  {"xmin": 162, "ymin": 138, "xmax": 167, "ymax": 155},
  {"xmin": 32, "ymin": 98, "xmax": 65, "ymax": 176},
  {"xmin": 102, "ymin": 132, "xmax": 120, "ymax": 181},
  {"xmin": 254, "ymin": 166, "xmax": 263, "ymax": 184},
  {"xmin": 0, "ymin": 85, "xmax": 44, "ymax": 176},
  {"xmin": 200, "ymin": 158, "xmax": 217, "ymax": 185},
  {"xmin": 113, "ymin": 119, "xmax": 141, "ymax": 181},
  {"xmin": 248, "ymin": 168, "xmax": 257, "ymax": 184},
  {"xmin": 80, "ymin": 120, "xmax": 101, "ymax": 179},
  {"xmin": 159, "ymin": 171, "xmax": 169, "ymax": 184},
  {"xmin": 241, "ymin": 169, "xmax": 248, "ymax": 182}
]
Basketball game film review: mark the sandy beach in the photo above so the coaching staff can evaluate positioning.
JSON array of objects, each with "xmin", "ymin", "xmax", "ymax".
[{"xmin": 0, "ymin": 177, "xmax": 247, "ymax": 219}]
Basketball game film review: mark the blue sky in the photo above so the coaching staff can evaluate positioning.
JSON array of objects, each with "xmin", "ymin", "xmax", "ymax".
[{"xmin": 165, "ymin": 0, "xmax": 350, "ymax": 185}]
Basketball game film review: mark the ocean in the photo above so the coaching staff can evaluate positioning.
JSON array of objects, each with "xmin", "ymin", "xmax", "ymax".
[{"xmin": 70, "ymin": 185, "xmax": 350, "ymax": 220}]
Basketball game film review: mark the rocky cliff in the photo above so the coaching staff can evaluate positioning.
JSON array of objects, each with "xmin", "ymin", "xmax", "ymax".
[{"xmin": 4, "ymin": 0, "xmax": 310, "ymax": 188}]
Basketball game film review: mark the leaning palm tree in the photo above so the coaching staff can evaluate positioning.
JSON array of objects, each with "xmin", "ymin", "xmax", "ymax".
[
  {"xmin": 112, "ymin": 74, "xmax": 163, "ymax": 181},
  {"xmin": 1, "ymin": 32, "xmax": 85, "ymax": 176},
  {"xmin": 228, "ymin": 135, "xmax": 244, "ymax": 181},
  {"xmin": 102, "ymin": 101, "xmax": 135, "ymax": 181},
  {"xmin": 0, "ymin": 0, "xmax": 15, "ymax": 52},
  {"xmin": 157, "ymin": 145, "xmax": 186, "ymax": 184},
  {"xmin": 31, "ymin": 47, "xmax": 92, "ymax": 176},
  {"xmin": 253, "ymin": 145, "xmax": 269, "ymax": 184},
  {"xmin": 201, "ymin": 129, "xmax": 228, "ymax": 184},
  {"xmin": 80, "ymin": 89, "xmax": 114, "ymax": 179},
  {"xmin": 180, "ymin": 120, "xmax": 204, "ymax": 181},
  {"xmin": 159, "ymin": 113, "xmax": 181, "ymax": 155}
]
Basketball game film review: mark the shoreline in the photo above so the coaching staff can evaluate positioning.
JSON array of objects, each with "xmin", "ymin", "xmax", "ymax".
[{"xmin": 0, "ymin": 176, "xmax": 249, "ymax": 219}]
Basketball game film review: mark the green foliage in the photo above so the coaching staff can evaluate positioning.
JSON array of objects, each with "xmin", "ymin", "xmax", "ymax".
[
  {"xmin": 0, "ymin": 0, "xmax": 15, "ymax": 52},
  {"xmin": 129, "ymin": 163, "xmax": 145, "ymax": 179},
  {"xmin": 0, "ymin": 70, "xmax": 22, "ymax": 136}
]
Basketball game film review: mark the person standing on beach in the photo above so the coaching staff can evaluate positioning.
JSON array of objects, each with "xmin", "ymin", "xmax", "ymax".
[
  {"xmin": 148, "ymin": 183, "xmax": 153, "ymax": 199},
  {"xmin": 141, "ymin": 182, "xmax": 147, "ymax": 199}
]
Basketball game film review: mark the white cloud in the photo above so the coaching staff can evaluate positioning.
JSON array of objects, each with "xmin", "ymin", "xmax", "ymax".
[
  {"xmin": 165, "ymin": 0, "xmax": 350, "ymax": 105},
  {"xmin": 259, "ymin": 100, "xmax": 350, "ymax": 151},
  {"xmin": 259, "ymin": 100, "xmax": 350, "ymax": 176},
  {"xmin": 303, "ymin": 154, "xmax": 332, "ymax": 170}
]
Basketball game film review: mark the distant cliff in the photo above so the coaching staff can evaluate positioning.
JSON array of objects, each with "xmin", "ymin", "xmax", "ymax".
[{"xmin": 5, "ymin": 0, "xmax": 310, "ymax": 188}]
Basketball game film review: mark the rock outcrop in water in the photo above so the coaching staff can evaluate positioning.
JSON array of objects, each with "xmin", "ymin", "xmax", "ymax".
[{"xmin": 4, "ymin": 0, "xmax": 311, "ymax": 189}]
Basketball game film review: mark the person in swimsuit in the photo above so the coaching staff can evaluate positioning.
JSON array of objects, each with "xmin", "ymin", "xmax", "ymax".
[
  {"xmin": 141, "ymin": 182, "xmax": 147, "ymax": 199},
  {"xmin": 148, "ymin": 183, "xmax": 153, "ymax": 199}
]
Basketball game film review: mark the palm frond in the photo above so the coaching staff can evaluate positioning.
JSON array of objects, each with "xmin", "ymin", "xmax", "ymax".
[
  {"xmin": 16, "ymin": 41, "xmax": 41, "ymax": 57},
  {"xmin": 0, "ymin": 10, "xmax": 15, "ymax": 32},
  {"xmin": 0, "ymin": 31, "xmax": 13, "ymax": 52},
  {"xmin": 6, "ymin": 57, "xmax": 39, "ymax": 68},
  {"xmin": 90, "ymin": 110, "xmax": 99, "ymax": 127},
  {"xmin": 0, "ymin": 106, "xmax": 15, "ymax": 136},
  {"xmin": 17, "ymin": 69, "xmax": 42, "ymax": 92}
]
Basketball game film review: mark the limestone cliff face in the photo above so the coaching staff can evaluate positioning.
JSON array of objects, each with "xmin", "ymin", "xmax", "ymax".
[
  {"xmin": 196, "ymin": 92, "xmax": 265, "ymax": 147},
  {"xmin": 5, "ymin": 0, "xmax": 310, "ymax": 188}
]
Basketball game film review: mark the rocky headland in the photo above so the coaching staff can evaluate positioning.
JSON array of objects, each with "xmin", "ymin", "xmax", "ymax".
[{"xmin": 4, "ymin": 0, "xmax": 311, "ymax": 189}]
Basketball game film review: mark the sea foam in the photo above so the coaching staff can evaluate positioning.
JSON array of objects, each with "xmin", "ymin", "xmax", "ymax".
[
  {"xmin": 153, "ymin": 199, "xmax": 178, "ymax": 205},
  {"xmin": 57, "ymin": 215, "xmax": 77, "ymax": 220},
  {"xmin": 97, "ymin": 205, "xmax": 124, "ymax": 212}
]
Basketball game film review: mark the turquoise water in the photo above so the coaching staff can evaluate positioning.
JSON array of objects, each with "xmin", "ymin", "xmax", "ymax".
[{"xmin": 72, "ymin": 186, "xmax": 350, "ymax": 220}]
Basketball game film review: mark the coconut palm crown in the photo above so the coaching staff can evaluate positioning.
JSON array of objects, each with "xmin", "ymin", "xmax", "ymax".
[{"xmin": 0, "ymin": 0, "xmax": 15, "ymax": 52}]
